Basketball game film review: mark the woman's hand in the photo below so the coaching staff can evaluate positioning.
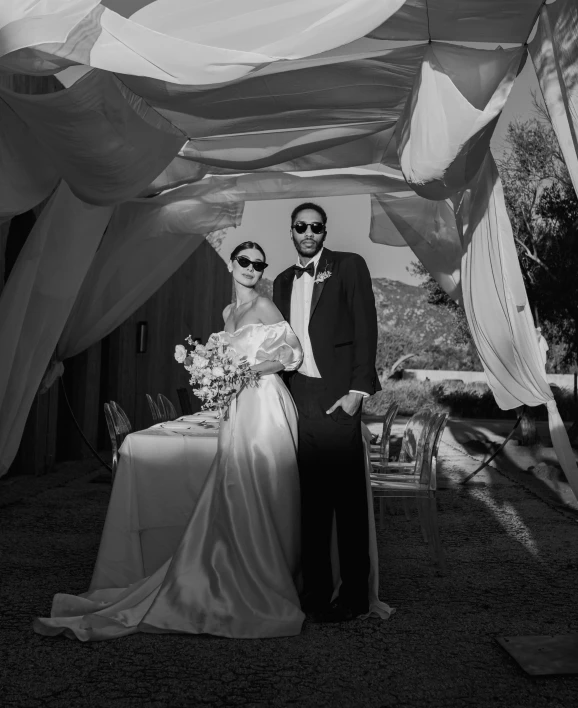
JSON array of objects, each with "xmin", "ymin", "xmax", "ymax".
[{"xmin": 250, "ymin": 360, "xmax": 283, "ymax": 376}]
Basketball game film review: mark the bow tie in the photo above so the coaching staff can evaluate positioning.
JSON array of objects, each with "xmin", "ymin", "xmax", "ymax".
[{"xmin": 293, "ymin": 263, "xmax": 315, "ymax": 279}]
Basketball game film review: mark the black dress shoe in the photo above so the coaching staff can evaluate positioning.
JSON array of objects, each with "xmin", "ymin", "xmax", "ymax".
[
  {"xmin": 305, "ymin": 608, "xmax": 330, "ymax": 624},
  {"xmin": 300, "ymin": 593, "xmax": 331, "ymax": 615},
  {"xmin": 317, "ymin": 599, "xmax": 367, "ymax": 623}
]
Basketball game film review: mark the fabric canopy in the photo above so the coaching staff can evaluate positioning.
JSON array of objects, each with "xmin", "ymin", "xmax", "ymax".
[{"xmin": 1, "ymin": 0, "xmax": 578, "ymax": 498}]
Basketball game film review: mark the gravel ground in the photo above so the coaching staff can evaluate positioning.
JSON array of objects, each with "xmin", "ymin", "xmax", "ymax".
[{"xmin": 1, "ymin": 428, "xmax": 578, "ymax": 708}]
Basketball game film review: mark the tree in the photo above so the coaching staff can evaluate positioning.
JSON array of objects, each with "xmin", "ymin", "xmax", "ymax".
[
  {"xmin": 410, "ymin": 100, "xmax": 578, "ymax": 444},
  {"xmin": 413, "ymin": 99, "xmax": 578, "ymax": 372},
  {"xmin": 407, "ymin": 261, "xmax": 473, "ymax": 348},
  {"xmin": 496, "ymin": 100, "xmax": 578, "ymax": 373}
]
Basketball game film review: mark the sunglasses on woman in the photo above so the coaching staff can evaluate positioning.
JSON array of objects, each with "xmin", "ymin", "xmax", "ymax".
[
  {"xmin": 292, "ymin": 221, "xmax": 326, "ymax": 235},
  {"xmin": 233, "ymin": 255, "xmax": 268, "ymax": 272}
]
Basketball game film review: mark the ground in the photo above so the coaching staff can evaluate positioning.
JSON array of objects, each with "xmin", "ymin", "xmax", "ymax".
[{"xmin": 1, "ymin": 420, "xmax": 578, "ymax": 708}]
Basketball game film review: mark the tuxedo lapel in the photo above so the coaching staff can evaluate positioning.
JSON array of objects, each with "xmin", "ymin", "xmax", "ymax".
[
  {"xmin": 278, "ymin": 268, "xmax": 294, "ymax": 322},
  {"xmin": 310, "ymin": 249, "xmax": 334, "ymax": 321}
]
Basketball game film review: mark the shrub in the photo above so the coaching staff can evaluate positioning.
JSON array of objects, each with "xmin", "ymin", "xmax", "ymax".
[
  {"xmin": 364, "ymin": 378, "xmax": 577, "ymax": 421},
  {"xmin": 363, "ymin": 380, "xmax": 442, "ymax": 417}
]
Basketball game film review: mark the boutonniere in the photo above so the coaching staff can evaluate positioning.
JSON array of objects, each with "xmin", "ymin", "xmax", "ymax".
[{"xmin": 314, "ymin": 269, "xmax": 332, "ymax": 285}]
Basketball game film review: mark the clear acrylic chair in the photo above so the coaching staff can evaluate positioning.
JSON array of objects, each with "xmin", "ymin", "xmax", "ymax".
[
  {"xmin": 372, "ymin": 408, "xmax": 435, "ymax": 522},
  {"xmin": 111, "ymin": 401, "xmax": 132, "ymax": 435},
  {"xmin": 146, "ymin": 393, "xmax": 162, "ymax": 423},
  {"xmin": 430, "ymin": 411, "xmax": 449, "ymax": 481},
  {"xmin": 369, "ymin": 412, "xmax": 449, "ymax": 574},
  {"xmin": 104, "ymin": 401, "xmax": 132, "ymax": 484},
  {"xmin": 103, "ymin": 403, "xmax": 118, "ymax": 483},
  {"xmin": 369, "ymin": 402, "xmax": 399, "ymax": 468},
  {"xmin": 157, "ymin": 393, "xmax": 177, "ymax": 421},
  {"xmin": 372, "ymin": 409, "xmax": 435, "ymax": 476}
]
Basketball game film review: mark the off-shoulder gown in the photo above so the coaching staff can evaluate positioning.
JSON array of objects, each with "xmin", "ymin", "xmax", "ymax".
[{"xmin": 34, "ymin": 322, "xmax": 305, "ymax": 640}]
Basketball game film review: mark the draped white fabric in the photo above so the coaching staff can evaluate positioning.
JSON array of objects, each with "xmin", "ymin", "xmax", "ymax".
[
  {"xmin": 371, "ymin": 191, "xmax": 463, "ymax": 302},
  {"xmin": 0, "ymin": 0, "xmax": 405, "ymax": 83},
  {"xmin": 529, "ymin": 0, "xmax": 578, "ymax": 195},
  {"xmin": 458, "ymin": 155, "xmax": 578, "ymax": 499},
  {"xmin": 41, "ymin": 197, "xmax": 243, "ymax": 388},
  {"xmin": 0, "ymin": 183, "xmax": 113, "ymax": 476},
  {"xmin": 397, "ymin": 43, "xmax": 526, "ymax": 199},
  {"xmin": 367, "ymin": 0, "xmax": 543, "ymax": 44},
  {"xmin": 0, "ymin": 96, "xmax": 59, "ymax": 219},
  {"xmin": 0, "ymin": 71, "xmax": 184, "ymax": 207},
  {"xmin": 0, "ymin": 1, "xmax": 577, "ymax": 496}
]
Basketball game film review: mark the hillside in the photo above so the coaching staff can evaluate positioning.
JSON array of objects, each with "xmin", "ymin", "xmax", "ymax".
[
  {"xmin": 371, "ymin": 278, "xmax": 481, "ymax": 374},
  {"xmin": 257, "ymin": 276, "xmax": 481, "ymax": 373}
]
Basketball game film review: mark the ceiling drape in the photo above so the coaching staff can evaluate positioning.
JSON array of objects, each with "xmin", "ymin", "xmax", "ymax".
[{"xmin": 1, "ymin": 0, "xmax": 577, "ymax": 494}]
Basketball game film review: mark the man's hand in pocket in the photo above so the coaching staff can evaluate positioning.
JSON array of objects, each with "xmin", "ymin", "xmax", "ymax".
[{"xmin": 326, "ymin": 391, "xmax": 363, "ymax": 417}]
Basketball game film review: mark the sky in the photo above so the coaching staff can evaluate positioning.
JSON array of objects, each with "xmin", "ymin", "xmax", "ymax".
[{"xmin": 216, "ymin": 56, "xmax": 541, "ymax": 285}]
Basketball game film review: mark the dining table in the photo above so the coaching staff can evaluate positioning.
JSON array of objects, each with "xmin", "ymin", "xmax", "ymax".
[
  {"xmin": 89, "ymin": 412, "xmax": 221, "ymax": 591},
  {"xmin": 89, "ymin": 414, "xmax": 384, "ymax": 614}
]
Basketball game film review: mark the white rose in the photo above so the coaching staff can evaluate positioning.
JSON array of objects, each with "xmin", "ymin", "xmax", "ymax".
[{"xmin": 174, "ymin": 344, "xmax": 187, "ymax": 363}]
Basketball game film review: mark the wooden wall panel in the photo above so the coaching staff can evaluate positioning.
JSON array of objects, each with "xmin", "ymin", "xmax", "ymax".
[
  {"xmin": 12, "ymin": 372, "xmax": 59, "ymax": 475},
  {"xmin": 0, "ymin": 221, "xmax": 9, "ymax": 296},
  {"xmin": 57, "ymin": 342, "xmax": 103, "ymax": 461},
  {"xmin": 101, "ymin": 240, "xmax": 232, "ymax": 433}
]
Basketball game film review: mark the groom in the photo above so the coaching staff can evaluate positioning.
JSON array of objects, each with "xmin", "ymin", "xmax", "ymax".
[{"xmin": 273, "ymin": 202, "xmax": 380, "ymax": 622}]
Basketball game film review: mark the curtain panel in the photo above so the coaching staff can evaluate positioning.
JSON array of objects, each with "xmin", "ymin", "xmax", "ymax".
[
  {"xmin": 0, "ymin": 183, "xmax": 113, "ymax": 476},
  {"xmin": 529, "ymin": 0, "xmax": 578, "ymax": 195}
]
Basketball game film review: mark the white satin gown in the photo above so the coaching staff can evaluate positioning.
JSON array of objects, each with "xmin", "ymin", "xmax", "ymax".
[{"xmin": 34, "ymin": 322, "xmax": 305, "ymax": 640}]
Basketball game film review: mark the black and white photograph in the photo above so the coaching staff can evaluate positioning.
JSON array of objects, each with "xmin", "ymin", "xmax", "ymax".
[{"xmin": 1, "ymin": 1, "xmax": 578, "ymax": 706}]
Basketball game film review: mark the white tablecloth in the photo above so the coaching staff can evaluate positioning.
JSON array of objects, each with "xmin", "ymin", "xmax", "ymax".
[
  {"xmin": 89, "ymin": 414, "xmax": 220, "ymax": 590},
  {"xmin": 89, "ymin": 416, "xmax": 390, "ymax": 618}
]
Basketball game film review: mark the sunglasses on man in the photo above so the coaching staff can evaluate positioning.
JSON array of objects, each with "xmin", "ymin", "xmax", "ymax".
[
  {"xmin": 233, "ymin": 255, "xmax": 269, "ymax": 272},
  {"xmin": 292, "ymin": 221, "xmax": 326, "ymax": 235}
]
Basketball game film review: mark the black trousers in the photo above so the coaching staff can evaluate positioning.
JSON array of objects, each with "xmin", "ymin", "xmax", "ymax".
[{"xmin": 289, "ymin": 372, "xmax": 370, "ymax": 612}]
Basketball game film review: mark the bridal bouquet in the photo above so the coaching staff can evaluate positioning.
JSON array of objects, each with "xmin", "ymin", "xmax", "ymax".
[{"xmin": 174, "ymin": 334, "xmax": 260, "ymax": 416}]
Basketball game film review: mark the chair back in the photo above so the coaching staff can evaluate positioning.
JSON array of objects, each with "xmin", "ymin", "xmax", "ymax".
[
  {"xmin": 176, "ymin": 387, "xmax": 193, "ymax": 415},
  {"xmin": 146, "ymin": 393, "xmax": 161, "ymax": 423},
  {"xmin": 432, "ymin": 411, "xmax": 449, "ymax": 460},
  {"xmin": 104, "ymin": 402, "xmax": 132, "ymax": 483},
  {"xmin": 104, "ymin": 403, "xmax": 120, "ymax": 482},
  {"xmin": 157, "ymin": 393, "xmax": 177, "ymax": 421},
  {"xmin": 104, "ymin": 402, "xmax": 117, "ymax": 451},
  {"xmin": 379, "ymin": 402, "xmax": 399, "ymax": 462},
  {"xmin": 363, "ymin": 431, "xmax": 374, "ymax": 478},
  {"xmin": 110, "ymin": 401, "xmax": 132, "ymax": 436},
  {"xmin": 419, "ymin": 412, "xmax": 449, "ymax": 490},
  {"xmin": 399, "ymin": 409, "xmax": 435, "ymax": 463}
]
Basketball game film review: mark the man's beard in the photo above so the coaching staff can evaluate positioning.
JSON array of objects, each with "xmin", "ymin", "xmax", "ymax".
[{"xmin": 293, "ymin": 234, "xmax": 326, "ymax": 258}]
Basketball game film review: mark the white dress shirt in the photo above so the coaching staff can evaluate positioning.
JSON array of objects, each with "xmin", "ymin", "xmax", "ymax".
[
  {"xmin": 290, "ymin": 248, "xmax": 323, "ymax": 378},
  {"xmin": 290, "ymin": 247, "xmax": 369, "ymax": 398}
]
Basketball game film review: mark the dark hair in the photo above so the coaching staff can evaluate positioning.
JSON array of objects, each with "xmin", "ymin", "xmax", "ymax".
[
  {"xmin": 230, "ymin": 241, "xmax": 266, "ymax": 261},
  {"xmin": 291, "ymin": 202, "xmax": 327, "ymax": 225}
]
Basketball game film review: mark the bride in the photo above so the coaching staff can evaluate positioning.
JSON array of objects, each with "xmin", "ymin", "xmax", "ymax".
[{"xmin": 34, "ymin": 241, "xmax": 306, "ymax": 640}]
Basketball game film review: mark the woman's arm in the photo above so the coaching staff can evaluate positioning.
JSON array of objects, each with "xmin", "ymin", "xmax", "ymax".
[
  {"xmin": 222, "ymin": 303, "xmax": 233, "ymax": 324},
  {"xmin": 250, "ymin": 360, "xmax": 285, "ymax": 375},
  {"xmin": 250, "ymin": 298, "xmax": 288, "ymax": 375}
]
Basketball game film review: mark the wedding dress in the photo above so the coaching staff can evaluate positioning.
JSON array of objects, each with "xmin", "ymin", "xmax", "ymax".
[{"xmin": 34, "ymin": 322, "xmax": 305, "ymax": 641}]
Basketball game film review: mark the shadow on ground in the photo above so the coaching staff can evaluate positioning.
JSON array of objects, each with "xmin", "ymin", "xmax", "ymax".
[{"xmin": 1, "ymin": 441, "xmax": 578, "ymax": 708}]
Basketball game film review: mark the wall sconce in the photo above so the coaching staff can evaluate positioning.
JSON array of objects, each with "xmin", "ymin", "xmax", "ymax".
[{"xmin": 137, "ymin": 321, "xmax": 148, "ymax": 354}]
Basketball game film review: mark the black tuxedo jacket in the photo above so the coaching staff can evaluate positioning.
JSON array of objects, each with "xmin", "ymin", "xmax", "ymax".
[{"xmin": 273, "ymin": 248, "xmax": 381, "ymax": 408}]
